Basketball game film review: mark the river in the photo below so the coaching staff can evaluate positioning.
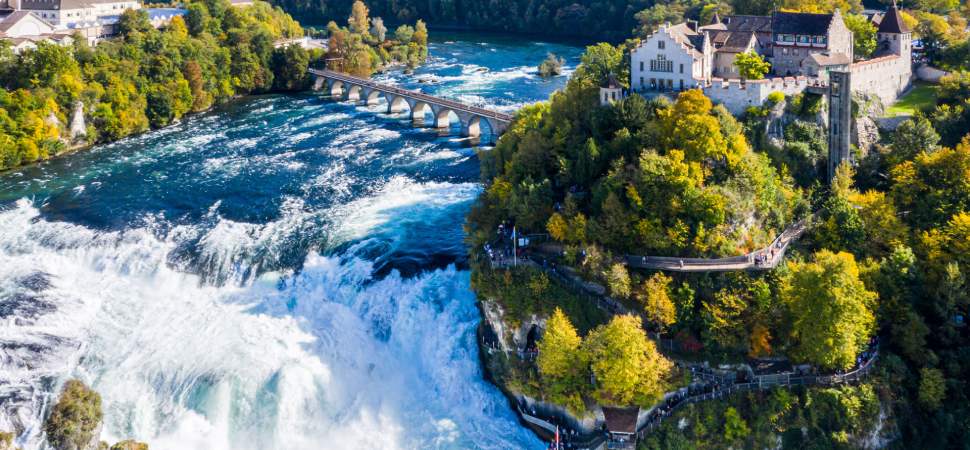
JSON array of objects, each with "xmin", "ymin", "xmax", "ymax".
[{"xmin": 0, "ymin": 33, "xmax": 582, "ymax": 450}]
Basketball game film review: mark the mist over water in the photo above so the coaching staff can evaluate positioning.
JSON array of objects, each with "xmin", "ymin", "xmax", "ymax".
[{"xmin": 0, "ymin": 34, "xmax": 581, "ymax": 449}]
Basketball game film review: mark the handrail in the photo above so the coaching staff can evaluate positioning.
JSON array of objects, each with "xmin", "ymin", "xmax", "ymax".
[
  {"xmin": 309, "ymin": 68, "xmax": 514, "ymax": 122},
  {"xmin": 623, "ymin": 216, "xmax": 810, "ymax": 272}
]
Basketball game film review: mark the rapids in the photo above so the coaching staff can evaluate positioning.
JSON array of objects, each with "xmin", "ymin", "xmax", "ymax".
[{"xmin": 0, "ymin": 33, "xmax": 582, "ymax": 449}]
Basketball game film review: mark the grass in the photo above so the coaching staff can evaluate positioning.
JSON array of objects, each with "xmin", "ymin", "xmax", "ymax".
[{"xmin": 886, "ymin": 82, "xmax": 939, "ymax": 117}]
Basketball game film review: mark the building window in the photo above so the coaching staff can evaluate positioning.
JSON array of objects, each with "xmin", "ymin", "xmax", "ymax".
[
  {"xmin": 658, "ymin": 40, "xmax": 665, "ymax": 49},
  {"xmin": 640, "ymin": 61, "xmax": 644, "ymax": 71},
  {"xmin": 650, "ymin": 54, "xmax": 673, "ymax": 72},
  {"xmin": 783, "ymin": 48, "xmax": 789, "ymax": 55},
  {"xmin": 639, "ymin": 76, "xmax": 644, "ymax": 86}
]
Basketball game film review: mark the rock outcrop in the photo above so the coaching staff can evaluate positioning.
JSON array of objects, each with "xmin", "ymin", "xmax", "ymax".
[
  {"xmin": 0, "ymin": 431, "xmax": 22, "ymax": 450},
  {"xmin": 43, "ymin": 380, "xmax": 102, "ymax": 450},
  {"xmin": 70, "ymin": 102, "xmax": 87, "ymax": 140}
]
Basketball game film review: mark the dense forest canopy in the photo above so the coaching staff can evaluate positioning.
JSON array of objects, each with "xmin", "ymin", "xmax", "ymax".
[{"xmin": 271, "ymin": 0, "xmax": 970, "ymax": 43}]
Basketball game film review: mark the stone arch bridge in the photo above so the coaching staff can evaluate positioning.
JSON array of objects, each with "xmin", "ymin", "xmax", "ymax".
[{"xmin": 309, "ymin": 68, "xmax": 512, "ymax": 138}]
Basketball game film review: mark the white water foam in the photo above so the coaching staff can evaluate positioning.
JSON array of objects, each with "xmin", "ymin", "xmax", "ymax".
[{"xmin": 0, "ymin": 197, "xmax": 540, "ymax": 450}]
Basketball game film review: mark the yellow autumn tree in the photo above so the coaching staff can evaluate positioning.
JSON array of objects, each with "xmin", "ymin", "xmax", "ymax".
[
  {"xmin": 583, "ymin": 315, "xmax": 672, "ymax": 406},
  {"xmin": 537, "ymin": 308, "xmax": 586, "ymax": 413},
  {"xmin": 636, "ymin": 272, "xmax": 676, "ymax": 331}
]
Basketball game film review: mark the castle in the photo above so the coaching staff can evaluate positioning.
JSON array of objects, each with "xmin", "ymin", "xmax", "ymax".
[{"xmin": 622, "ymin": 3, "xmax": 913, "ymax": 113}]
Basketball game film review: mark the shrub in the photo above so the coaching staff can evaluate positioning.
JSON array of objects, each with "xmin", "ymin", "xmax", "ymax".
[{"xmin": 44, "ymin": 380, "xmax": 103, "ymax": 450}]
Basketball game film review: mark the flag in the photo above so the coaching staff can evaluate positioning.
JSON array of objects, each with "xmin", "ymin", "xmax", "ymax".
[{"xmin": 548, "ymin": 426, "xmax": 560, "ymax": 450}]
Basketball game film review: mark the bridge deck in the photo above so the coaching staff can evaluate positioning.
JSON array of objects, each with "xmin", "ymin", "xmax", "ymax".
[{"xmin": 309, "ymin": 68, "xmax": 513, "ymax": 123}]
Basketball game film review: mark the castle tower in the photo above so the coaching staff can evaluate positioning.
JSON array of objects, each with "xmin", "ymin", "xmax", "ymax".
[
  {"xmin": 877, "ymin": 0, "xmax": 911, "ymax": 63},
  {"xmin": 599, "ymin": 73, "xmax": 624, "ymax": 106}
]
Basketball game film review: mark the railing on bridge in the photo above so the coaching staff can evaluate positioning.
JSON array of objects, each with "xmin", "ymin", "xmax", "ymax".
[{"xmin": 309, "ymin": 68, "xmax": 513, "ymax": 123}]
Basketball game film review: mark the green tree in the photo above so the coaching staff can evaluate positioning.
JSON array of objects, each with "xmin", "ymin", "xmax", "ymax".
[
  {"xmin": 583, "ymin": 315, "xmax": 671, "ymax": 406},
  {"xmin": 185, "ymin": 2, "xmax": 210, "ymax": 36},
  {"xmin": 844, "ymin": 13, "xmax": 877, "ymax": 58},
  {"xmin": 783, "ymin": 250, "xmax": 877, "ymax": 370},
  {"xmin": 604, "ymin": 263, "xmax": 631, "ymax": 298},
  {"xmin": 733, "ymin": 51, "xmax": 771, "ymax": 80},
  {"xmin": 394, "ymin": 24, "xmax": 414, "ymax": 43},
  {"xmin": 116, "ymin": 9, "xmax": 153, "ymax": 37},
  {"xmin": 109, "ymin": 441, "xmax": 149, "ymax": 450},
  {"xmin": 271, "ymin": 44, "xmax": 310, "ymax": 91},
  {"xmin": 889, "ymin": 116, "xmax": 940, "ymax": 166},
  {"xmin": 891, "ymin": 137, "xmax": 970, "ymax": 228},
  {"xmin": 918, "ymin": 367, "xmax": 946, "ymax": 410},
  {"xmin": 44, "ymin": 380, "xmax": 103, "ymax": 450},
  {"xmin": 723, "ymin": 406, "xmax": 750, "ymax": 442},
  {"xmin": 413, "ymin": 20, "xmax": 428, "ymax": 47},
  {"xmin": 537, "ymin": 308, "xmax": 586, "ymax": 413},
  {"xmin": 636, "ymin": 272, "xmax": 676, "ymax": 331},
  {"xmin": 573, "ymin": 42, "xmax": 626, "ymax": 87}
]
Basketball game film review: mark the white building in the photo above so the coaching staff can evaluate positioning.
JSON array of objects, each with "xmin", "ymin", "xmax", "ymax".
[
  {"xmin": 13, "ymin": 0, "xmax": 139, "ymax": 29},
  {"xmin": 630, "ymin": 22, "xmax": 710, "ymax": 92},
  {"xmin": 627, "ymin": 5, "xmax": 913, "ymax": 113},
  {"xmin": 0, "ymin": 10, "xmax": 55, "ymax": 37}
]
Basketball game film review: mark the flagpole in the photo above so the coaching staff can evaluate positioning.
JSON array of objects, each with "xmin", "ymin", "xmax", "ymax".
[{"xmin": 513, "ymin": 226, "xmax": 517, "ymax": 267}]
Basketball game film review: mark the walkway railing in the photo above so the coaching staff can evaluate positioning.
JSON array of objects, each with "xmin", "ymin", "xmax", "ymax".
[
  {"xmin": 623, "ymin": 217, "xmax": 810, "ymax": 272},
  {"xmin": 635, "ymin": 344, "xmax": 878, "ymax": 438},
  {"xmin": 309, "ymin": 68, "xmax": 514, "ymax": 123}
]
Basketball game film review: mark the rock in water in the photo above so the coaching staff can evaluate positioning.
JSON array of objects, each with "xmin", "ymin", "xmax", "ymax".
[
  {"xmin": 109, "ymin": 440, "xmax": 148, "ymax": 450},
  {"xmin": 0, "ymin": 431, "xmax": 22, "ymax": 450},
  {"xmin": 44, "ymin": 380, "xmax": 103, "ymax": 450}
]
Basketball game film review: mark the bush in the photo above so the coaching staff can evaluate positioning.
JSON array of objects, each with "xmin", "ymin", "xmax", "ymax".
[
  {"xmin": 44, "ymin": 380, "xmax": 103, "ymax": 450},
  {"xmin": 538, "ymin": 52, "xmax": 565, "ymax": 77}
]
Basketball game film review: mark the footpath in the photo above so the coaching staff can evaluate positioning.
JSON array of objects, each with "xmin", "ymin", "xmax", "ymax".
[{"xmin": 480, "ymin": 217, "xmax": 880, "ymax": 449}]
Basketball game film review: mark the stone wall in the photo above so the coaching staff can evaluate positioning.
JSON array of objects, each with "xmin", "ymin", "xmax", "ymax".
[
  {"xmin": 703, "ymin": 76, "xmax": 816, "ymax": 114},
  {"xmin": 916, "ymin": 64, "xmax": 948, "ymax": 82},
  {"xmin": 850, "ymin": 55, "xmax": 911, "ymax": 107}
]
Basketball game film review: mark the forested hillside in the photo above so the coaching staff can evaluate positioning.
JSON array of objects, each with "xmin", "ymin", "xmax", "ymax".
[
  {"xmin": 0, "ymin": 0, "xmax": 307, "ymax": 170},
  {"xmin": 272, "ymin": 0, "xmax": 970, "ymax": 43},
  {"xmin": 468, "ymin": 33, "xmax": 970, "ymax": 450}
]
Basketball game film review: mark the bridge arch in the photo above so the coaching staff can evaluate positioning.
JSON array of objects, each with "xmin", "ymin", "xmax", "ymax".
[
  {"xmin": 346, "ymin": 84, "xmax": 364, "ymax": 101},
  {"xmin": 434, "ymin": 108, "xmax": 459, "ymax": 129},
  {"xmin": 386, "ymin": 95, "xmax": 409, "ymax": 114},
  {"xmin": 328, "ymin": 80, "xmax": 344, "ymax": 97},
  {"xmin": 411, "ymin": 102, "xmax": 433, "ymax": 125},
  {"xmin": 366, "ymin": 89, "xmax": 383, "ymax": 106},
  {"xmin": 462, "ymin": 116, "xmax": 483, "ymax": 138}
]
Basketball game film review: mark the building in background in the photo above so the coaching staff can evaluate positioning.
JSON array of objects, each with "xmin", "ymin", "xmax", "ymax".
[
  {"xmin": 628, "ymin": 4, "xmax": 913, "ymax": 112},
  {"xmin": 0, "ymin": 0, "xmax": 184, "ymax": 51}
]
